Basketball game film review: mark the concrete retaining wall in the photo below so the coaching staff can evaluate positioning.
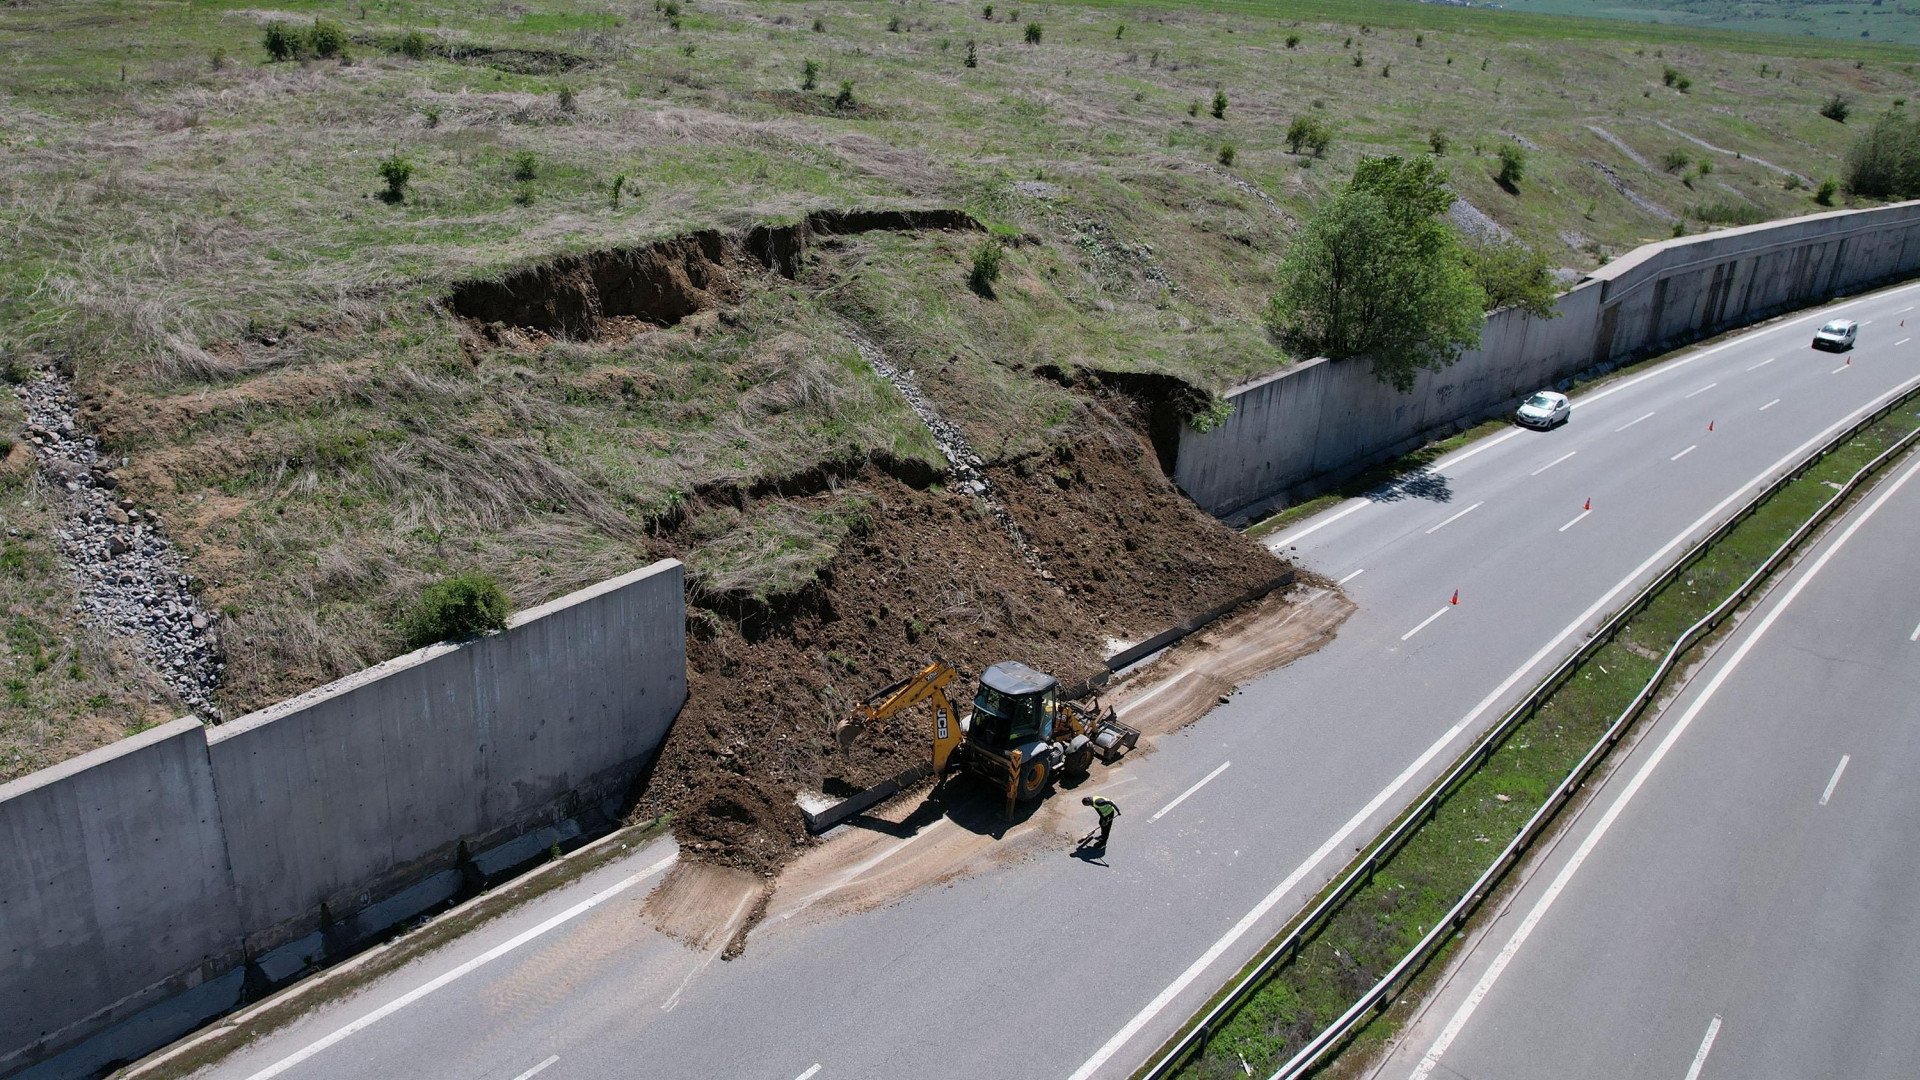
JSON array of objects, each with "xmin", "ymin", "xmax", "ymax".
[
  {"xmin": 1176, "ymin": 201, "xmax": 1920, "ymax": 520},
  {"xmin": 1, "ymin": 560, "xmax": 686, "ymax": 1077}
]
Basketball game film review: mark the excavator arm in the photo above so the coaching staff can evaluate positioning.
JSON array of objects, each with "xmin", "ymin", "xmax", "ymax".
[{"xmin": 833, "ymin": 661, "xmax": 966, "ymax": 775}]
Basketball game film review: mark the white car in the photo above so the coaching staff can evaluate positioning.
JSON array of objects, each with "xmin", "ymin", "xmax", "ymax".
[
  {"xmin": 1813, "ymin": 319, "xmax": 1858, "ymax": 351},
  {"xmin": 1516, "ymin": 390, "xmax": 1571, "ymax": 430}
]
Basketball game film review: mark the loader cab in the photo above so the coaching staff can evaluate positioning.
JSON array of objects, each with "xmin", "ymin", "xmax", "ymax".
[{"xmin": 970, "ymin": 661, "xmax": 1059, "ymax": 753}]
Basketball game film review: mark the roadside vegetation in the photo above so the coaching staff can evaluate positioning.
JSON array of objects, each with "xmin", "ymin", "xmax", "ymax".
[
  {"xmin": 1171, "ymin": 398, "xmax": 1920, "ymax": 1079},
  {"xmin": 1, "ymin": 0, "xmax": 1913, "ymax": 776}
]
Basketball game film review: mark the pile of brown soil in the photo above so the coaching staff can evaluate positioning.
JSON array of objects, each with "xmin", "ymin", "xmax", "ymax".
[{"xmin": 636, "ymin": 411, "xmax": 1283, "ymax": 876}]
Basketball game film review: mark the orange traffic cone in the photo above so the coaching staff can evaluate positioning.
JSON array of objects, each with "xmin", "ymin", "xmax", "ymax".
[
  {"xmin": 1708, "ymin": 420, "xmax": 1715, "ymax": 432},
  {"xmin": 1584, "ymin": 497, "xmax": 1592, "ymax": 511},
  {"xmin": 1450, "ymin": 589, "xmax": 1460, "ymax": 606}
]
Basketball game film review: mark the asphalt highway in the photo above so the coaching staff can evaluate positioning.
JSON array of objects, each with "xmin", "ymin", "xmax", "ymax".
[
  {"xmin": 145, "ymin": 280, "xmax": 1920, "ymax": 1080},
  {"xmin": 1373, "ymin": 431, "xmax": 1920, "ymax": 1080}
]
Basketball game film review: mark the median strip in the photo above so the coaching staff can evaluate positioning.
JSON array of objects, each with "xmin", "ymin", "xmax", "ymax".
[{"xmin": 1137, "ymin": 384, "xmax": 1920, "ymax": 1080}]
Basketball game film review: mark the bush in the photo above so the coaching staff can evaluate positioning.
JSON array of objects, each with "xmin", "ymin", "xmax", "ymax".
[
  {"xmin": 1428, "ymin": 129, "xmax": 1448, "ymax": 155},
  {"xmin": 264, "ymin": 22, "xmax": 300, "ymax": 61},
  {"xmin": 1662, "ymin": 66, "xmax": 1679, "ymax": 86},
  {"xmin": 1286, "ymin": 33, "xmax": 1301, "ymax": 48},
  {"xmin": 1821, "ymin": 94, "xmax": 1853, "ymax": 123},
  {"xmin": 1697, "ymin": 157, "xmax": 1713, "ymax": 175},
  {"xmin": 557, "ymin": 86, "xmax": 577, "ymax": 112},
  {"xmin": 1468, "ymin": 241, "xmax": 1559, "ymax": 317},
  {"xmin": 399, "ymin": 29, "xmax": 429, "ymax": 60},
  {"xmin": 403, "ymin": 574, "xmax": 510, "ymax": 648},
  {"xmin": 1286, "ymin": 114, "xmax": 1332, "ymax": 156},
  {"xmin": 1816, "ymin": 176, "xmax": 1839, "ymax": 205},
  {"xmin": 1691, "ymin": 200, "xmax": 1768, "ymax": 226},
  {"xmin": 1662, "ymin": 148, "xmax": 1691, "ymax": 173},
  {"xmin": 812, "ymin": 17, "xmax": 825, "ymax": 32},
  {"xmin": 1212, "ymin": 89, "xmax": 1228, "ymax": 119},
  {"xmin": 887, "ymin": 15, "xmax": 902, "ymax": 32},
  {"xmin": 1843, "ymin": 108, "xmax": 1920, "ymax": 198},
  {"xmin": 610, "ymin": 172, "xmax": 627, "ymax": 208},
  {"xmin": 210, "ymin": 47, "xmax": 227, "ymax": 71},
  {"xmin": 802, "ymin": 59, "xmax": 820, "ymax": 90},
  {"xmin": 307, "ymin": 18, "xmax": 348, "ymax": 59},
  {"xmin": 835, "ymin": 79, "xmax": 856, "ymax": 109},
  {"xmin": 1024, "ymin": 22, "xmax": 1042, "ymax": 44},
  {"xmin": 511, "ymin": 150, "xmax": 538, "ymax": 181},
  {"xmin": 982, "ymin": 3, "xmax": 993, "ymax": 18},
  {"xmin": 965, "ymin": 40, "xmax": 977, "ymax": 68},
  {"xmin": 1496, "ymin": 142, "xmax": 1526, "ymax": 187},
  {"xmin": 1675, "ymin": 75, "xmax": 1692, "ymax": 93},
  {"xmin": 1218, "ymin": 142, "xmax": 1236, "ymax": 166},
  {"xmin": 377, "ymin": 154, "xmax": 413, "ymax": 202},
  {"xmin": 968, "ymin": 239, "xmax": 1004, "ymax": 297}
]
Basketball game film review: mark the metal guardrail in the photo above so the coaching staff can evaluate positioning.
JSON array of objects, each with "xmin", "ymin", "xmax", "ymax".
[{"xmin": 1138, "ymin": 376, "xmax": 1920, "ymax": 1080}]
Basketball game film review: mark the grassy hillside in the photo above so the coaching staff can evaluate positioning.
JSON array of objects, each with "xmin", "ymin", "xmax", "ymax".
[
  {"xmin": 1, "ymin": 0, "xmax": 1915, "ymax": 778},
  {"xmin": 1494, "ymin": 0, "xmax": 1920, "ymax": 48}
]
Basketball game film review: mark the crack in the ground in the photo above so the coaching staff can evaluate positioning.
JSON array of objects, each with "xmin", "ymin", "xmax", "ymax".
[{"xmin": 14, "ymin": 370, "xmax": 224, "ymax": 718}]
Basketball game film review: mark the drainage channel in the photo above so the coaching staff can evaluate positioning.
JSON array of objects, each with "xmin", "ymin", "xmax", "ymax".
[{"xmin": 839, "ymin": 322, "xmax": 1052, "ymax": 581}]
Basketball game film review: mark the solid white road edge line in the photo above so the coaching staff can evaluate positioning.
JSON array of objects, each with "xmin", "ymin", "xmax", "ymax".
[
  {"xmin": 1683, "ymin": 1017, "xmax": 1723, "ymax": 1080},
  {"xmin": 1152, "ymin": 762, "xmax": 1233, "ymax": 823},
  {"xmin": 1684, "ymin": 382, "xmax": 1719, "ymax": 399},
  {"xmin": 1266, "ymin": 498, "xmax": 1369, "ymax": 550},
  {"xmin": 1407, "ymin": 452, "xmax": 1920, "ymax": 1080},
  {"xmin": 1401, "ymin": 607, "xmax": 1451, "ymax": 642},
  {"xmin": 780, "ymin": 820, "xmax": 951, "ymax": 922},
  {"xmin": 1068, "ymin": 379, "xmax": 1920, "ymax": 1080},
  {"xmin": 1613, "ymin": 412, "xmax": 1656, "ymax": 433},
  {"xmin": 1425, "ymin": 501, "xmax": 1484, "ymax": 535},
  {"xmin": 1530, "ymin": 451, "xmax": 1577, "ymax": 477},
  {"xmin": 794, "ymin": 1066, "xmax": 823, "ymax": 1080},
  {"xmin": 1557, "ymin": 510, "xmax": 1591, "ymax": 533},
  {"xmin": 511, "ymin": 1056, "xmax": 561, "ymax": 1080},
  {"xmin": 1671, "ymin": 445, "xmax": 1698, "ymax": 462},
  {"xmin": 1760, "ymin": 399, "xmax": 1781, "ymax": 412},
  {"xmin": 1819, "ymin": 754, "xmax": 1851, "ymax": 807},
  {"xmin": 239, "ymin": 853, "xmax": 678, "ymax": 1080},
  {"xmin": 662, "ymin": 889, "xmax": 757, "ymax": 1012},
  {"xmin": 1338, "ymin": 568, "xmax": 1366, "ymax": 586}
]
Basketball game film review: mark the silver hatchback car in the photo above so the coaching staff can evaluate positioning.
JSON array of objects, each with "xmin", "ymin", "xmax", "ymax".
[
  {"xmin": 1813, "ymin": 319, "xmax": 1858, "ymax": 351},
  {"xmin": 1516, "ymin": 390, "xmax": 1571, "ymax": 429}
]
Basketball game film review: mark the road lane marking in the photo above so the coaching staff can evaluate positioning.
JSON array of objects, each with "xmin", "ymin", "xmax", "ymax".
[
  {"xmin": 1684, "ymin": 382, "xmax": 1719, "ymax": 399},
  {"xmin": 1911, "ymin": 618, "xmax": 1920, "ymax": 642},
  {"xmin": 1401, "ymin": 607, "xmax": 1450, "ymax": 642},
  {"xmin": 1760, "ymin": 398, "xmax": 1780, "ymax": 412},
  {"xmin": 1073, "ymin": 381, "xmax": 1920, "ymax": 1080},
  {"xmin": 1671, "ymin": 445, "xmax": 1697, "ymax": 462},
  {"xmin": 794, "ymin": 1066, "xmax": 823, "ymax": 1080},
  {"xmin": 1424, "ymin": 501, "xmax": 1484, "ymax": 535},
  {"xmin": 781, "ymin": 821, "xmax": 951, "ymax": 921},
  {"xmin": 1151, "ymin": 762, "xmax": 1232, "ymax": 822},
  {"xmin": 1530, "ymin": 451, "xmax": 1577, "ymax": 477},
  {"xmin": 1900, "ymin": 338, "xmax": 1914, "ymax": 347},
  {"xmin": 1819, "ymin": 754, "xmax": 1851, "ymax": 806},
  {"xmin": 1904, "ymin": 306, "xmax": 1915, "ymax": 313},
  {"xmin": 1684, "ymin": 1017, "xmax": 1723, "ymax": 1080},
  {"xmin": 1613, "ymin": 411, "xmax": 1656, "ymax": 433},
  {"xmin": 1832, "ymin": 363, "xmax": 1851, "ymax": 374},
  {"xmin": 1265, "ymin": 499, "xmax": 1368, "ymax": 550},
  {"xmin": 238, "ymin": 852, "xmax": 678, "ymax": 1080},
  {"xmin": 1861, "ymin": 320, "xmax": 1874, "ymax": 325},
  {"xmin": 1745, "ymin": 357, "xmax": 1776, "ymax": 372},
  {"xmin": 512, "ymin": 1057, "xmax": 561, "ymax": 1080},
  {"xmin": 1557, "ymin": 509, "xmax": 1591, "ymax": 533},
  {"xmin": 1337, "ymin": 568, "xmax": 1366, "ymax": 586},
  {"xmin": 662, "ymin": 889, "xmax": 757, "ymax": 1012},
  {"xmin": 1408, "ymin": 451, "xmax": 1920, "ymax": 1080}
]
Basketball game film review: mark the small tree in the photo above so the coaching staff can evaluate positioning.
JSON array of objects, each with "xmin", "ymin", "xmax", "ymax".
[
  {"xmin": 968, "ymin": 239, "xmax": 1004, "ymax": 297},
  {"xmin": 511, "ymin": 151, "xmax": 538, "ymax": 181},
  {"xmin": 1211, "ymin": 89, "xmax": 1228, "ymax": 119},
  {"xmin": 835, "ymin": 79, "xmax": 856, "ymax": 109},
  {"xmin": 1816, "ymin": 176, "xmax": 1839, "ymax": 205},
  {"xmin": 1218, "ymin": 142, "xmax": 1237, "ymax": 166},
  {"xmin": 802, "ymin": 59, "xmax": 820, "ymax": 90},
  {"xmin": 1428, "ymin": 129, "xmax": 1449, "ymax": 155},
  {"xmin": 1468, "ymin": 241, "xmax": 1559, "ymax": 318},
  {"xmin": 965, "ymin": 40, "xmax": 978, "ymax": 68},
  {"xmin": 1285, "ymin": 115, "xmax": 1332, "ymax": 156},
  {"xmin": 1821, "ymin": 94, "xmax": 1853, "ymax": 122},
  {"xmin": 404, "ymin": 573, "xmax": 510, "ymax": 648},
  {"xmin": 1675, "ymin": 75, "xmax": 1692, "ymax": 93},
  {"xmin": 1844, "ymin": 108, "xmax": 1920, "ymax": 198},
  {"xmin": 1285, "ymin": 33, "xmax": 1301, "ymax": 48},
  {"xmin": 1662, "ymin": 148, "xmax": 1691, "ymax": 173},
  {"xmin": 887, "ymin": 14, "xmax": 902, "ymax": 32},
  {"xmin": 1495, "ymin": 142, "xmax": 1526, "ymax": 188},
  {"xmin": 1662, "ymin": 66, "xmax": 1679, "ymax": 86},
  {"xmin": 377, "ymin": 154, "xmax": 413, "ymax": 202},
  {"xmin": 307, "ymin": 18, "xmax": 349, "ymax": 59},
  {"xmin": 982, "ymin": 3, "xmax": 994, "ymax": 18},
  {"xmin": 557, "ymin": 86, "xmax": 577, "ymax": 112},
  {"xmin": 399, "ymin": 30, "xmax": 429, "ymax": 59},
  {"xmin": 264, "ymin": 22, "xmax": 301, "ymax": 61},
  {"xmin": 610, "ymin": 172, "xmax": 627, "ymax": 208},
  {"xmin": 1024, "ymin": 22, "xmax": 1042, "ymax": 44}
]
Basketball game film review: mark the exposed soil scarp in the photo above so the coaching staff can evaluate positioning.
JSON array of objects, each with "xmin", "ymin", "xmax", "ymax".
[{"xmin": 448, "ymin": 209, "xmax": 982, "ymax": 341}]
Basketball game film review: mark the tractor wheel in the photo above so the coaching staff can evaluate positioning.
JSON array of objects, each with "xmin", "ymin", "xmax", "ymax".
[
  {"xmin": 1065, "ymin": 745, "xmax": 1096, "ymax": 777},
  {"xmin": 1016, "ymin": 758, "xmax": 1051, "ymax": 802}
]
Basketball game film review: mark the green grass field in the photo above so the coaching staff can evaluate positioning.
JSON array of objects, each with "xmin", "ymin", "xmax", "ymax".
[
  {"xmin": 1495, "ymin": 0, "xmax": 1920, "ymax": 48},
  {"xmin": 1, "ymin": 0, "xmax": 1915, "ymax": 775}
]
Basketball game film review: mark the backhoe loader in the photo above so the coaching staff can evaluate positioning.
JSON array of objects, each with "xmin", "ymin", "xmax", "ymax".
[{"xmin": 830, "ymin": 660, "xmax": 1139, "ymax": 821}]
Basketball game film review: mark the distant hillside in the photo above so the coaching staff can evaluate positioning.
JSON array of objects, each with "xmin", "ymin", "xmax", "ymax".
[{"xmin": 1488, "ymin": 0, "xmax": 1920, "ymax": 46}]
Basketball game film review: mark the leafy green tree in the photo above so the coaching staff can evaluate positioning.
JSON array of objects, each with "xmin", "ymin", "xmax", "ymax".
[
  {"xmin": 1844, "ymin": 108, "xmax": 1920, "ymax": 198},
  {"xmin": 1024, "ymin": 22, "xmax": 1042, "ymax": 44},
  {"xmin": 307, "ymin": 18, "xmax": 348, "ymax": 59},
  {"xmin": 264, "ymin": 22, "xmax": 300, "ymax": 61},
  {"xmin": 965, "ymin": 40, "xmax": 977, "ymax": 67},
  {"xmin": 968, "ymin": 240, "xmax": 1004, "ymax": 297},
  {"xmin": 399, "ymin": 30, "xmax": 430, "ymax": 60},
  {"xmin": 1211, "ymin": 89, "xmax": 1228, "ymax": 119},
  {"xmin": 1286, "ymin": 114, "xmax": 1332, "ymax": 155},
  {"xmin": 835, "ymin": 80, "xmax": 856, "ymax": 109},
  {"xmin": 802, "ymin": 59, "xmax": 820, "ymax": 90},
  {"xmin": 1467, "ymin": 241, "xmax": 1559, "ymax": 318},
  {"xmin": 1266, "ymin": 156, "xmax": 1486, "ymax": 391},
  {"xmin": 1495, "ymin": 142, "xmax": 1526, "ymax": 188},
  {"xmin": 377, "ymin": 154, "xmax": 414, "ymax": 202}
]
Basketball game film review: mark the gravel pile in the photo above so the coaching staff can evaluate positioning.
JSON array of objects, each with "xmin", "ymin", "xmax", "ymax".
[
  {"xmin": 841, "ymin": 324, "xmax": 1050, "ymax": 580},
  {"xmin": 14, "ymin": 370, "xmax": 224, "ymax": 718}
]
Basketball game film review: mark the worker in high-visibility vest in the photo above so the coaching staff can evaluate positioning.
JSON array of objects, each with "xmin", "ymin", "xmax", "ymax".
[{"xmin": 1080, "ymin": 795, "xmax": 1120, "ymax": 848}]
